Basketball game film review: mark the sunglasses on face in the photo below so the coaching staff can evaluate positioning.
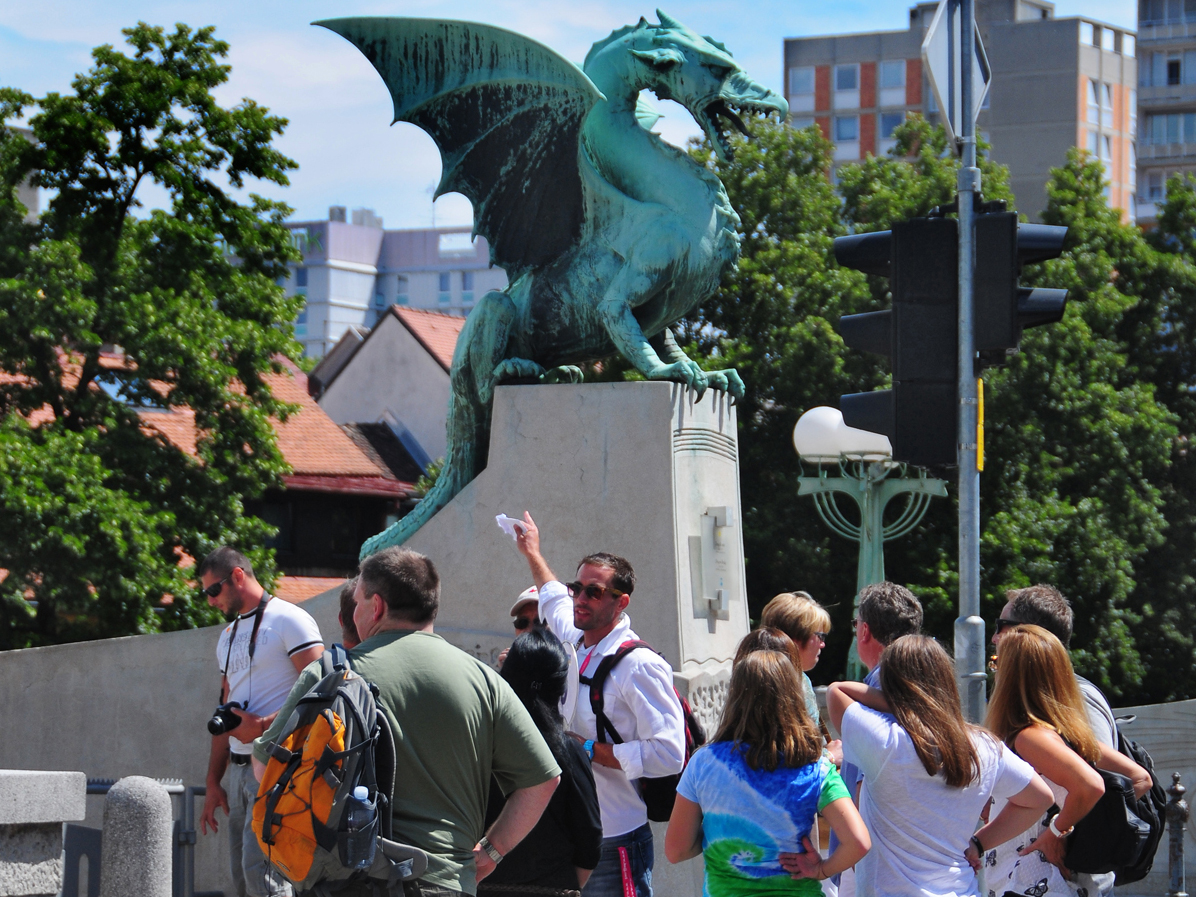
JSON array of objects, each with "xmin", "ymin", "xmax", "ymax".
[
  {"xmin": 994, "ymin": 617, "xmax": 1022, "ymax": 634},
  {"xmin": 203, "ymin": 574, "xmax": 234, "ymax": 599},
  {"xmin": 513, "ymin": 615, "xmax": 534, "ymax": 631},
  {"xmin": 567, "ymin": 581, "xmax": 625, "ymax": 602}
]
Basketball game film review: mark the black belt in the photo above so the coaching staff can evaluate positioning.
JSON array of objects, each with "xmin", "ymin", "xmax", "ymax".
[{"xmin": 230, "ymin": 753, "xmax": 252, "ymax": 766}]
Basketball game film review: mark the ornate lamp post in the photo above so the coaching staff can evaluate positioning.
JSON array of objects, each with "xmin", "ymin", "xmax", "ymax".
[{"xmin": 793, "ymin": 406, "xmax": 948, "ymax": 680}]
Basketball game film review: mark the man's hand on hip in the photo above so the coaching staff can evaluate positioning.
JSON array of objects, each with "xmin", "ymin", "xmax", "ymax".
[{"xmin": 200, "ymin": 782, "xmax": 228, "ymax": 835}]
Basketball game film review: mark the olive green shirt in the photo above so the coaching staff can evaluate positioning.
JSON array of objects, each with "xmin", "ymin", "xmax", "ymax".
[{"xmin": 255, "ymin": 629, "xmax": 560, "ymax": 895}]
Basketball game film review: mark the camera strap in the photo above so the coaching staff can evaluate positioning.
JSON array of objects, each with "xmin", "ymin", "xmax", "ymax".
[{"xmin": 220, "ymin": 593, "xmax": 272, "ymax": 679}]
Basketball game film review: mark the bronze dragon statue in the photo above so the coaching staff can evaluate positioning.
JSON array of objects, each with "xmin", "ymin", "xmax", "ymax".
[{"xmin": 317, "ymin": 12, "xmax": 788, "ymax": 557}]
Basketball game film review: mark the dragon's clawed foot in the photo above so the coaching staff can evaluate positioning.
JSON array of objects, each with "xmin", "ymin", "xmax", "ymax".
[
  {"xmin": 704, "ymin": 369, "xmax": 745, "ymax": 401},
  {"xmin": 647, "ymin": 358, "xmax": 710, "ymax": 397},
  {"xmin": 540, "ymin": 365, "xmax": 584, "ymax": 384},
  {"xmin": 493, "ymin": 358, "xmax": 546, "ymax": 382}
]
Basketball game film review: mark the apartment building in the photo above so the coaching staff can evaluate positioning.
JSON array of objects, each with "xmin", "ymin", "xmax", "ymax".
[
  {"xmin": 283, "ymin": 207, "xmax": 508, "ymax": 357},
  {"xmin": 783, "ymin": 0, "xmax": 1137, "ymax": 222},
  {"xmin": 1136, "ymin": 0, "xmax": 1196, "ymax": 223}
]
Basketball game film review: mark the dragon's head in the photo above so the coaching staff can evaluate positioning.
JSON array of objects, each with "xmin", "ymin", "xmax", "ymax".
[{"xmin": 587, "ymin": 10, "xmax": 789, "ymax": 162}]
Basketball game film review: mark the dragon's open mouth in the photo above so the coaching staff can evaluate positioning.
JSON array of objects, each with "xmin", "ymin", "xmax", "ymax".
[{"xmin": 698, "ymin": 99, "xmax": 778, "ymax": 160}]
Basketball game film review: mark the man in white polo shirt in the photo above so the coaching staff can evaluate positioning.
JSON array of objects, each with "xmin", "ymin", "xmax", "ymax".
[
  {"xmin": 511, "ymin": 513, "xmax": 684, "ymax": 897},
  {"xmin": 197, "ymin": 547, "xmax": 323, "ymax": 897}
]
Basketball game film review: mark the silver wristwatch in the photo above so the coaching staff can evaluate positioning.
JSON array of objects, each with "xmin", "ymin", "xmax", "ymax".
[{"xmin": 479, "ymin": 835, "xmax": 504, "ymax": 864}]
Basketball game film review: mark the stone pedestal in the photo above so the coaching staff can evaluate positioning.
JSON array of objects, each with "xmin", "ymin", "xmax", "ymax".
[
  {"xmin": 0, "ymin": 770, "xmax": 86, "ymax": 897},
  {"xmin": 406, "ymin": 382, "xmax": 751, "ymax": 895}
]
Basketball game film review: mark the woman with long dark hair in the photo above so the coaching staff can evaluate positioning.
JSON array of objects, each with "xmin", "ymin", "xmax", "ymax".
[
  {"xmin": 665, "ymin": 649, "xmax": 871, "ymax": 894},
  {"xmin": 984, "ymin": 625, "xmax": 1150, "ymax": 897},
  {"xmin": 792, "ymin": 635, "xmax": 1053, "ymax": 897},
  {"xmin": 480, "ymin": 628, "xmax": 602, "ymax": 897}
]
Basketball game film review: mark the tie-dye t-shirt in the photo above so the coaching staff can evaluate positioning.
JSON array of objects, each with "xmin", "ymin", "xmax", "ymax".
[{"xmin": 676, "ymin": 741, "xmax": 849, "ymax": 897}]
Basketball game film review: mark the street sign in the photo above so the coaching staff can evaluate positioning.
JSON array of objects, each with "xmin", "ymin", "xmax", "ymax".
[{"xmin": 922, "ymin": 0, "xmax": 991, "ymax": 147}]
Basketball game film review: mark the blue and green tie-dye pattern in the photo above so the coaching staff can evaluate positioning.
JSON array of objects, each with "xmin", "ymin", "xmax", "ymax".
[{"xmin": 676, "ymin": 741, "xmax": 849, "ymax": 897}]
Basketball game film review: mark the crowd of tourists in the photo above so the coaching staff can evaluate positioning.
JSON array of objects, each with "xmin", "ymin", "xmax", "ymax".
[{"xmin": 197, "ymin": 520, "xmax": 1151, "ymax": 897}]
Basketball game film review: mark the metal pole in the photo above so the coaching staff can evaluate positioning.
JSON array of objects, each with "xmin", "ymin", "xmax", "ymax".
[
  {"xmin": 955, "ymin": 0, "xmax": 986, "ymax": 723},
  {"xmin": 1169, "ymin": 772, "xmax": 1189, "ymax": 897}
]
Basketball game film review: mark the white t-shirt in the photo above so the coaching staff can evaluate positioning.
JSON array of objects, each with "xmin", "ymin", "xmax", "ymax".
[
  {"xmin": 842, "ymin": 703, "xmax": 1035, "ymax": 897},
  {"xmin": 215, "ymin": 595, "xmax": 322, "ymax": 754}
]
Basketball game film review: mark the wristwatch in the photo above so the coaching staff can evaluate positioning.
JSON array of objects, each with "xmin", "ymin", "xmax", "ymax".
[
  {"xmin": 479, "ymin": 835, "xmax": 504, "ymax": 865},
  {"xmin": 583, "ymin": 739, "xmax": 595, "ymax": 760},
  {"xmin": 1048, "ymin": 816, "xmax": 1074, "ymax": 839}
]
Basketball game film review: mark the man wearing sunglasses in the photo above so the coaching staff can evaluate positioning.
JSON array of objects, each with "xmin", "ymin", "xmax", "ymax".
[
  {"xmin": 991, "ymin": 584, "xmax": 1117, "ymax": 747},
  {"xmin": 510, "ymin": 512, "xmax": 684, "ymax": 897},
  {"xmin": 197, "ymin": 547, "xmax": 324, "ymax": 897}
]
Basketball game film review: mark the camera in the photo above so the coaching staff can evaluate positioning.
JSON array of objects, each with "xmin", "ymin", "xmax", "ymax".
[{"xmin": 207, "ymin": 701, "xmax": 245, "ymax": 735}]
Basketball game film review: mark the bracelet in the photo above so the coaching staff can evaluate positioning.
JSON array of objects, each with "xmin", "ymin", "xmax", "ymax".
[
  {"xmin": 479, "ymin": 835, "xmax": 504, "ymax": 864},
  {"xmin": 1048, "ymin": 816, "xmax": 1073, "ymax": 839},
  {"xmin": 583, "ymin": 739, "xmax": 595, "ymax": 760},
  {"xmin": 970, "ymin": 834, "xmax": 985, "ymax": 855}
]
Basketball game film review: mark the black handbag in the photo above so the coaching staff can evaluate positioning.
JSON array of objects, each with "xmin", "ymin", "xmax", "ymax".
[{"xmin": 1060, "ymin": 767, "xmax": 1153, "ymax": 875}]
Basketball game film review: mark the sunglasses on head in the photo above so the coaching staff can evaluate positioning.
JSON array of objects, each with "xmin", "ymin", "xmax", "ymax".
[
  {"xmin": 567, "ymin": 581, "xmax": 625, "ymax": 601},
  {"xmin": 203, "ymin": 573, "xmax": 234, "ymax": 599}
]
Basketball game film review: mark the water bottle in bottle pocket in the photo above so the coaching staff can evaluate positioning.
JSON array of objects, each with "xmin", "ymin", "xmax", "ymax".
[{"xmin": 340, "ymin": 785, "xmax": 378, "ymax": 871}]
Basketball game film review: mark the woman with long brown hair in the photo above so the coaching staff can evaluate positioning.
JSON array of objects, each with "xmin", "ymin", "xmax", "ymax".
[
  {"xmin": 984, "ymin": 625, "xmax": 1151, "ymax": 897},
  {"xmin": 785, "ymin": 635, "xmax": 1053, "ymax": 897},
  {"xmin": 664, "ymin": 650, "xmax": 871, "ymax": 894}
]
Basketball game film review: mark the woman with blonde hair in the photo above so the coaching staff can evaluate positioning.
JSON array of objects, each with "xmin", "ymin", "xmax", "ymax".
[
  {"xmin": 665, "ymin": 650, "xmax": 871, "ymax": 893},
  {"xmin": 784, "ymin": 635, "xmax": 1053, "ymax": 897},
  {"xmin": 760, "ymin": 592, "xmax": 832, "ymax": 730},
  {"xmin": 984, "ymin": 624, "xmax": 1151, "ymax": 897}
]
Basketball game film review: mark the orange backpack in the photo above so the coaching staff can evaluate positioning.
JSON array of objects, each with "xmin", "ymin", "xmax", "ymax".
[{"xmin": 252, "ymin": 646, "xmax": 426, "ymax": 894}]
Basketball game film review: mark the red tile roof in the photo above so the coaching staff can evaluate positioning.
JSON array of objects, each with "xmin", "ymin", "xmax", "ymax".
[
  {"xmin": 275, "ymin": 575, "xmax": 346, "ymax": 604},
  {"xmin": 391, "ymin": 307, "xmax": 466, "ymax": 372}
]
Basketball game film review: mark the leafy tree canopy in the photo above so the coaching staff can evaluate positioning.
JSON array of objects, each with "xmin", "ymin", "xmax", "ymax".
[
  {"xmin": 680, "ymin": 116, "xmax": 1190, "ymax": 702},
  {"xmin": 0, "ymin": 23, "xmax": 302, "ymax": 649}
]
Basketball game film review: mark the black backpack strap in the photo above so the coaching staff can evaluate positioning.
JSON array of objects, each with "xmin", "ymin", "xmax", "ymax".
[{"xmin": 579, "ymin": 640, "xmax": 652, "ymax": 745}]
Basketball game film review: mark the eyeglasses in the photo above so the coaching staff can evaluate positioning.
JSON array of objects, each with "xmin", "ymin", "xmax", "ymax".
[
  {"xmin": 203, "ymin": 574, "xmax": 234, "ymax": 599},
  {"xmin": 567, "ymin": 581, "xmax": 625, "ymax": 602},
  {"xmin": 850, "ymin": 618, "xmax": 860, "ymax": 628},
  {"xmin": 994, "ymin": 617, "xmax": 1023, "ymax": 634},
  {"xmin": 513, "ymin": 615, "xmax": 534, "ymax": 631},
  {"xmin": 813, "ymin": 632, "xmax": 828, "ymax": 643}
]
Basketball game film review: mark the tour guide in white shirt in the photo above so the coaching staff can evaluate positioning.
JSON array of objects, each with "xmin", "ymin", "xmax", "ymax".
[{"xmin": 512, "ymin": 512, "xmax": 685, "ymax": 897}]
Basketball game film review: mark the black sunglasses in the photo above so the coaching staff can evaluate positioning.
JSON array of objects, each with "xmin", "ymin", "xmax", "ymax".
[
  {"xmin": 994, "ymin": 617, "xmax": 1023, "ymax": 633},
  {"xmin": 513, "ymin": 615, "xmax": 535, "ymax": 631},
  {"xmin": 203, "ymin": 574, "xmax": 234, "ymax": 599},
  {"xmin": 567, "ymin": 581, "xmax": 625, "ymax": 601}
]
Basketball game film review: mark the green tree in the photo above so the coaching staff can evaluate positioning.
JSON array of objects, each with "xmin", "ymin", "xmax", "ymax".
[{"xmin": 0, "ymin": 23, "xmax": 302, "ymax": 649}]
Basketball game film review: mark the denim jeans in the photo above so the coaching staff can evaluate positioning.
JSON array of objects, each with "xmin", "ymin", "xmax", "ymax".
[{"xmin": 581, "ymin": 823, "xmax": 653, "ymax": 897}]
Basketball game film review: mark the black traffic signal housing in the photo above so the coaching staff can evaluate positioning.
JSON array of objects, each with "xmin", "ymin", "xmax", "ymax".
[
  {"xmin": 835, "ymin": 218, "xmax": 960, "ymax": 467},
  {"xmin": 833, "ymin": 211, "xmax": 1068, "ymax": 469},
  {"xmin": 974, "ymin": 211, "xmax": 1068, "ymax": 364}
]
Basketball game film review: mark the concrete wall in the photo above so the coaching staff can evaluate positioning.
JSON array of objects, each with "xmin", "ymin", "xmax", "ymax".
[{"xmin": 317, "ymin": 311, "xmax": 452, "ymax": 462}]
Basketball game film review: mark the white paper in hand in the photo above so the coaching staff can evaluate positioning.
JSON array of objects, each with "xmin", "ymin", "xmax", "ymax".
[{"xmin": 495, "ymin": 514, "xmax": 526, "ymax": 540}]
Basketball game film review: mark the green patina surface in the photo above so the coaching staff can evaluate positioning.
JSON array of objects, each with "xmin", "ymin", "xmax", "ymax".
[{"xmin": 316, "ymin": 12, "xmax": 787, "ymax": 556}]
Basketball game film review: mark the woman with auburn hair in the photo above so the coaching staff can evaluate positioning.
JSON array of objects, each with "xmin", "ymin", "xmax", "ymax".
[
  {"xmin": 734, "ymin": 626, "xmax": 804, "ymax": 668},
  {"xmin": 783, "ymin": 635, "xmax": 1053, "ymax": 897},
  {"xmin": 984, "ymin": 625, "xmax": 1151, "ymax": 897},
  {"xmin": 760, "ymin": 592, "xmax": 832, "ymax": 729},
  {"xmin": 665, "ymin": 650, "xmax": 871, "ymax": 894}
]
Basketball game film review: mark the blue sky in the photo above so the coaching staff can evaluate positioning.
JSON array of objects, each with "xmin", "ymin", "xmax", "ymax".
[{"xmin": 1, "ymin": 0, "xmax": 1135, "ymax": 229}]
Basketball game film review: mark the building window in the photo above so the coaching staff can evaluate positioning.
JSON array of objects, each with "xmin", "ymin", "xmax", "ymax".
[
  {"xmin": 1101, "ymin": 28, "xmax": 1116, "ymax": 53},
  {"xmin": 396, "ymin": 275, "xmax": 409, "ymax": 305},
  {"xmin": 1169, "ymin": 57, "xmax": 1183, "ymax": 86},
  {"xmin": 295, "ymin": 267, "xmax": 308, "ymax": 296},
  {"xmin": 1087, "ymin": 80, "xmax": 1099, "ymax": 124},
  {"xmin": 1101, "ymin": 135, "xmax": 1113, "ymax": 164},
  {"xmin": 1080, "ymin": 22, "xmax": 1095, "ymax": 47},
  {"xmin": 835, "ymin": 115, "xmax": 859, "ymax": 142},
  {"xmin": 835, "ymin": 64, "xmax": 858, "ymax": 91},
  {"xmin": 295, "ymin": 307, "xmax": 308, "ymax": 339},
  {"xmin": 438, "ymin": 271, "xmax": 451, "ymax": 305},
  {"xmin": 1130, "ymin": 90, "xmax": 1137, "ymax": 137},
  {"xmin": 880, "ymin": 112, "xmax": 905, "ymax": 139},
  {"xmin": 1147, "ymin": 171, "xmax": 1164, "ymax": 201},
  {"xmin": 790, "ymin": 116, "xmax": 815, "ymax": 130},
  {"xmin": 1101, "ymin": 83, "xmax": 1113, "ymax": 127},
  {"xmin": 1186, "ymin": 50, "xmax": 1196, "ymax": 84},
  {"xmin": 1123, "ymin": 34, "xmax": 1135, "ymax": 58},
  {"xmin": 880, "ymin": 61, "xmax": 905, "ymax": 90},
  {"xmin": 1087, "ymin": 130, "xmax": 1099, "ymax": 156},
  {"xmin": 788, "ymin": 66, "xmax": 815, "ymax": 114},
  {"xmin": 461, "ymin": 271, "xmax": 474, "ymax": 305},
  {"xmin": 1130, "ymin": 144, "xmax": 1137, "ymax": 187}
]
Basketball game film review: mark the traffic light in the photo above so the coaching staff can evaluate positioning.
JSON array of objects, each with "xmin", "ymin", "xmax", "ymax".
[
  {"xmin": 835, "ymin": 218, "xmax": 960, "ymax": 467},
  {"xmin": 973, "ymin": 211, "xmax": 1068, "ymax": 362}
]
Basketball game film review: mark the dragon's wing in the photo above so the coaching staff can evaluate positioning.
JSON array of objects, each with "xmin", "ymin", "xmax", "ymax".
[{"xmin": 317, "ymin": 18, "xmax": 604, "ymax": 279}]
